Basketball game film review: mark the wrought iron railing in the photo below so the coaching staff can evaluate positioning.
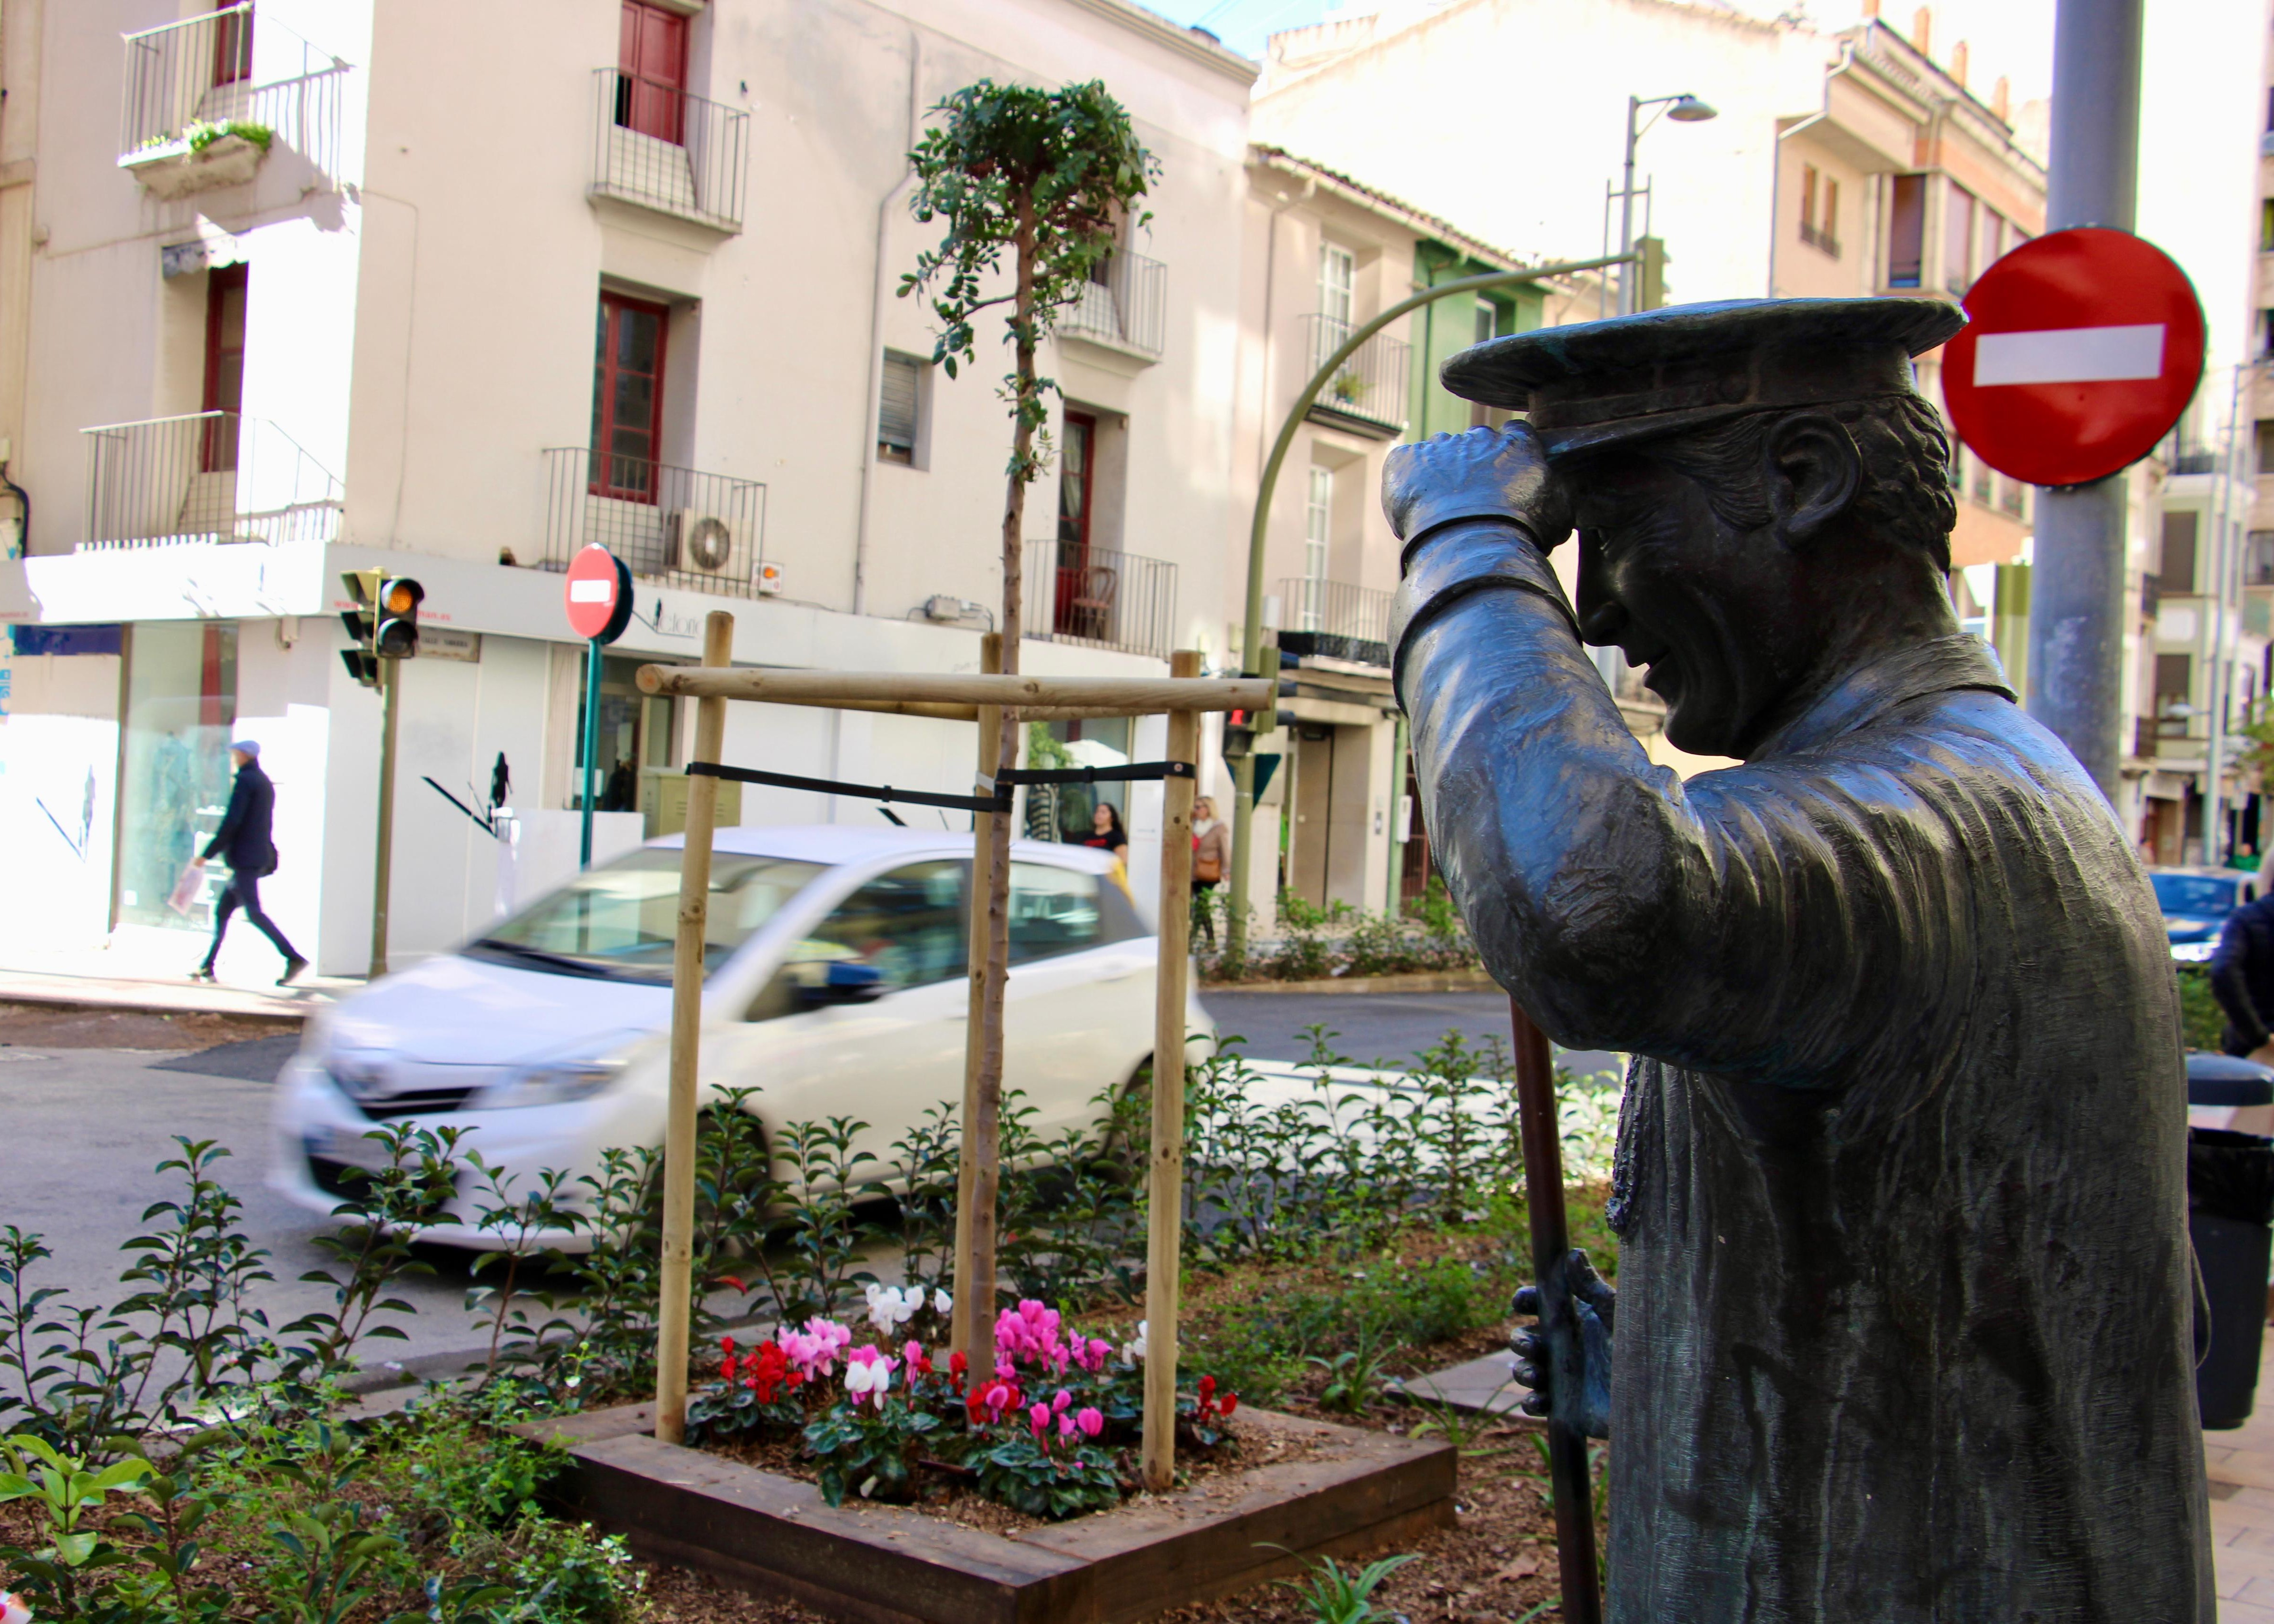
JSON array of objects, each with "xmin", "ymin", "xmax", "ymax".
[
  {"xmin": 1059, "ymin": 252, "xmax": 1166, "ymax": 359},
  {"xmin": 118, "ymin": 5, "xmax": 346, "ymax": 175},
  {"xmin": 542, "ymin": 447, "xmax": 769, "ymax": 597},
  {"xmin": 1022, "ymin": 539, "xmax": 1177, "ymax": 661},
  {"xmin": 1274, "ymin": 576, "xmax": 1393, "ymax": 665},
  {"xmin": 1300, "ymin": 314, "xmax": 1410, "ymax": 434},
  {"xmin": 82, "ymin": 412, "xmax": 341, "ymax": 549},
  {"xmin": 590, "ymin": 68, "xmax": 749, "ymax": 233}
]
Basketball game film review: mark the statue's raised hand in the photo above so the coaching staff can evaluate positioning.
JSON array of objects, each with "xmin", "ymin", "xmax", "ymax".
[
  {"xmin": 1382, "ymin": 422, "xmax": 1573, "ymax": 564},
  {"xmin": 1511, "ymin": 1248, "xmax": 1615, "ymax": 1440}
]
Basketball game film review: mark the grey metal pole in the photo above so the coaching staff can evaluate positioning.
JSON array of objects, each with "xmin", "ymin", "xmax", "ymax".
[
  {"xmin": 2024, "ymin": 0, "xmax": 2144, "ymax": 801},
  {"xmin": 2205, "ymin": 365, "xmax": 2247, "ymax": 866},
  {"xmin": 1619, "ymin": 98, "xmax": 1640, "ymax": 317},
  {"xmin": 369, "ymin": 656, "xmax": 399, "ymax": 978}
]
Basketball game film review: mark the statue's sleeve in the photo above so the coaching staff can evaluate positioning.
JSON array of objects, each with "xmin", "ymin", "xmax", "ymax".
[{"xmin": 1393, "ymin": 522, "xmax": 1969, "ymax": 1082}]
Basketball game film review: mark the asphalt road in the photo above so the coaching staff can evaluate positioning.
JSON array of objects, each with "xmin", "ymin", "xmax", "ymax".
[{"xmin": 1199, "ymin": 988, "xmax": 1624, "ymax": 1080}]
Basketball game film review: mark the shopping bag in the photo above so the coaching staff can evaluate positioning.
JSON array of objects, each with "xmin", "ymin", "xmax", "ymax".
[{"xmin": 166, "ymin": 863, "xmax": 204, "ymax": 917}]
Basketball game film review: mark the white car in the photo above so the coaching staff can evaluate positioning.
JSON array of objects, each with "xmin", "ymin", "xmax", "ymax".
[{"xmin": 271, "ymin": 826, "xmax": 1206, "ymax": 1247}]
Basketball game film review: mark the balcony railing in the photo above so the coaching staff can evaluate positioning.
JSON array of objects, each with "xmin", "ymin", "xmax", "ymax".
[
  {"xmin": 542, "ymin": 447, "xmax": 769, "ymax": 597},
  {"xmin": 119, "ymin": 6, "xmax": 346, "ymax": 176},
  {"xmin": 1275, "ymin": 576, "xmax": 1392, "ymax": 667},
  {"xmin": 590, "ymin": 68, "xmax": 748, "ymax": 233},
  {"xmin": 1300, "ymin": 315, "xmax": 1410, "ymax": 436},
  {"xmin": 82, "ymin": 412, "xmax": 341, "ymax": 550},
  {"xmin": 1059, "ymin": 252, "xmax": 1166, "ymax": 360},
  {"xmin": 1800, "ymin": 221, "xmax": 1842, "ymax": 259},
  {"xmin": 1022, "ymin": 539, "xmax": 1177, "ymax": 661}
]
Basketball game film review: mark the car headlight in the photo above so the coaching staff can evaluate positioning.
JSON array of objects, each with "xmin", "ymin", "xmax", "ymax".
[{"xmin": 479, "ymin": 1034, "xmax": 648, "ymax": 1109}]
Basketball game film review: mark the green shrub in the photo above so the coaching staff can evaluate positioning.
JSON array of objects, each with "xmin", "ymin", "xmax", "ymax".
[{"xmin": 2178, "ymin": 966, "xmax": 2227, "ymax": 1053}]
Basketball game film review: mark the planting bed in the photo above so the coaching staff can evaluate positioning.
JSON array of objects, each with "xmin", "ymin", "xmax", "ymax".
[{"xmin": 520, "ymin": 1401, "xmax": 1455, "ymax": 1624}]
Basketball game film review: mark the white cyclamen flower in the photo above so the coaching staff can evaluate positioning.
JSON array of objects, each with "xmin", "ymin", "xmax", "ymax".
[
  {"xmin": 933, "ymin": 1287, "xmax": 953, "ymax": 1315},
  {"xmin": 845, "ymin": 1359, "xmax": 892, "ymax": 1404},
  {"xmin": 1122, "ymin": 1320, "xmax": 1148, "ymax": 1362}
]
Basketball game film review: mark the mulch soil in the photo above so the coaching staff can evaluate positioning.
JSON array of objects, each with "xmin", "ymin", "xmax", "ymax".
[{"xmin": 0, "ymin": 999, "xmax": 292, "ymax": 1050}]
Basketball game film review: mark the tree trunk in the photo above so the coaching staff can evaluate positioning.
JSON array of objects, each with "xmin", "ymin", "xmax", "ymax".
[{"xmin": 964, "ymin": 194, "xmax": 1038, "ymax": 1340}]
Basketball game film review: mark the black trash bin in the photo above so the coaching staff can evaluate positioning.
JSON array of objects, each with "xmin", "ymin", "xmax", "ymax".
[{"xmin": 2185, "ymin": 1054, "xmax": 2274, "ymax": 1429}]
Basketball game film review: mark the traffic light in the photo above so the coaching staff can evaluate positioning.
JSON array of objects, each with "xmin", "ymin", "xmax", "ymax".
[
  {"xmin": 338, "ymin": 569, "xmax": 425, "ymax": 686},
  {"xmin": 339, "ymin": 569, "xmax": 381, "ymax": 688},
  {"xmin": 375, "ymin": 576, "xmax": 423, "ymax": 657}
]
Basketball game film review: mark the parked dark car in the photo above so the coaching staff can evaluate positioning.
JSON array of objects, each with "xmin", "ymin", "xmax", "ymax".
[{"xmin": 2150, "ymin": 867, "xmax": 2264, "ymax": 962}]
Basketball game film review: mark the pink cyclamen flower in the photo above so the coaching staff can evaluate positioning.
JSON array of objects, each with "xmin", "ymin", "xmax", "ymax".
[
  {"xmin": 1077, "ymin": 1406, "xmax": 1104, "ymax": 1438},
  {"xmin": 1058, "ymin": 1414, "xmax": 1076, "ymax": 1441},
  {"xmin": 1029, "ymin": 1402, "xmax": 1051, "ymax": 1438},
  {"xmin": 1052, "ymin": 1388, "xmax": 1072, "ymax": 1413}
]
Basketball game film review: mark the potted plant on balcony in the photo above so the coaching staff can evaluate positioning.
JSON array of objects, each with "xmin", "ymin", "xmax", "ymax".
[
  {"xmin": 121, "ymin": 119, "xmax": 274, "ymax": 200},
  {"xmin": 1329, "ymin": 366, "xmax": 1368, "ymax": 407}
]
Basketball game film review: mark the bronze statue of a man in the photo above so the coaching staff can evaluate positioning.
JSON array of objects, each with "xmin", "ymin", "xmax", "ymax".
[{"xmin": 1385, "ymin": 299, "xmax": 2211, "ymax": 1621}]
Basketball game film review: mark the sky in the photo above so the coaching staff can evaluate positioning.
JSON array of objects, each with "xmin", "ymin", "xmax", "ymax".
[{"xmin": 1155, "ymin": 0, "xmax": 2269, "ymax": 423}]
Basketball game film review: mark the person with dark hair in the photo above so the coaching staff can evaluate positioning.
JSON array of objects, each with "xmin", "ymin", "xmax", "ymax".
[
  {"xmin": 190, "ymin": 740, "xmax": 306, "ymax": 986},
  {"xmin": 1389, "ymin": 299, "xmax": 2209, "ymax": 1620},
  {"xmin": 1080, "ymin": 801, "xmax": 1128, "ymax": 861}
]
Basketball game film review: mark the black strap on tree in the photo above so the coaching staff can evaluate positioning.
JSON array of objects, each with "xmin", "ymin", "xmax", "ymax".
[{"xmin": 686, "ymin": 758, "xmax": 1194, "ymax": 816}]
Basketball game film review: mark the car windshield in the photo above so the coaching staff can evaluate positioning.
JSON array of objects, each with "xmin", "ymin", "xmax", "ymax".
[
  {"xmin": 2151, "ymin": 873, "xmax": 2240, "ymax": 917},
  {"xmin": 466, "ymin": 850, "xmax": 827, "ymax": 983}
]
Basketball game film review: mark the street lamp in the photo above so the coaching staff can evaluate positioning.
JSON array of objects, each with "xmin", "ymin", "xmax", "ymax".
[{"xmin": 1619, "ymin": 94, "xmax": 1717, "ymax": 314}]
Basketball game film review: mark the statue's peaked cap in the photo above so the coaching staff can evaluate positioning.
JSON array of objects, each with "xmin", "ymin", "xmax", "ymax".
[{"xmin": 1442, "ymin": 297, "xmax": 1966, "ymax": 458}]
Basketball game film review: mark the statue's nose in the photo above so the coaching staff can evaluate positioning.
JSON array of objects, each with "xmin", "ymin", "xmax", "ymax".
[{"xmin": 1578, "ymin": 598, "xmax": 1629, "ymax": 648}]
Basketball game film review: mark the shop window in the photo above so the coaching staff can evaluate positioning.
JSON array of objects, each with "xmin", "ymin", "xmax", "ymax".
[
  {"xmin": 1887, "ymin": 175, "xmax": 1926, "ymax": 287},
  {"xmin": 591, "ymin": 291, "xmax": 668, "ymax": 501},
  {"xmin": 1022, "ymin": 715, "xmax": 1132, "ymax": 845},
  {"xmin": 573, "ymin": 653, "xmax": 679, "ymax": 816},
  {"xmin": 117, "ymin": 622, "xmax": 237, "ymax": 932}
]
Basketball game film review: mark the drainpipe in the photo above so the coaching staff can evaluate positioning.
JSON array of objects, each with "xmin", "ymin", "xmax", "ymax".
[{"xmin": 853, "ymin": 30, "xmax": 925, "ymax": 618}]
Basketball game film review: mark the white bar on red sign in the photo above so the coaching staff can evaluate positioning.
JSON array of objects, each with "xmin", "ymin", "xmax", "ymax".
[
  {"xmin": 1972, "ymin": 323, "xmax": 2166, "ymax": 387},
  {"xmin": 569, "ymin": 578, "xmax": 612, "ymax": 601}
]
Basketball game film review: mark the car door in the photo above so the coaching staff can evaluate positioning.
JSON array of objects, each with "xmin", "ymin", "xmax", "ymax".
[
  {"xmin": 1001, "ymin": 860, "xmax": 1152, "ymax": 1148},
  {"xmin": 718, "ymin": 859, "xmax": 970, "ymax": 1178}
]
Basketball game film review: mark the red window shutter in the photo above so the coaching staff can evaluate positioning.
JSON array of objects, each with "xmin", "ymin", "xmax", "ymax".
[
  {"xmin": 591, "ymin": 292, "xmax": 670, "ymax": 503},
  {"xmin": 619, "ymin": 1, "xmax": 687, "ymax": 144}
]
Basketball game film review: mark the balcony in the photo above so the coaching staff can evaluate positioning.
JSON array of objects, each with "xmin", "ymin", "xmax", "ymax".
[
  {"xmin": 81, "ymin": 412, "xmax": 340, "ymax": 550},
  {"xmin": 1023, "ymin": 539, "xmax": 1177, "ymax": 661},
  {"xmin": 118, "ymin": 6, "xmax": 346, "ymax": 197},
  {"xmin": 1274, "ymin": 576, "xmax": 1392, "ymax": 668},
  {"xmin": 1058, "ymin": 252, "xmax": 1167, "ymax": 362},
  {"xmin": 589, "ymin": 68, "xmax": 748, "ymax": 234},
  {"xmin": 543, "ymin": 448, "xmax": 769, "ymax": 597},
  {"xmin": 1299, "ymin": 315, "xmax": 1410, "ymax": 438}
]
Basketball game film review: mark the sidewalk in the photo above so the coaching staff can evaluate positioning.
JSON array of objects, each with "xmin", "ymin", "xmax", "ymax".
[
  {"xmin": 2207, "ymin": 1329, "xmax": 2274, "ymax": 1618},
  {"xmin": 0, "ymin": 925, "xmax": 357, "ymax": 1023}
]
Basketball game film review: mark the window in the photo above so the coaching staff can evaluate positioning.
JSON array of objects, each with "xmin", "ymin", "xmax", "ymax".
[
  {"xmin": 1943, "ymin": 181, "xmax": 1976, "ymax": 293},
  {"xmin": 878, "ymin": 352, "xmax": 921, "ymax": 465},
  {"xmin": 2162, "ymin": 511, "xmax": 2200, "ymax": 593},
  {"xmin": 1318, "ymin": 242, "xmax": 1355, "ymax": 328},
  {"xmin": 1800, "ymin": 164, "xmax": 1818, "ymax": 236},
  {"xmin": 117, "ymin": 622, "xmax": 237, "ymax": 931},
  {"xmin": 213, "ymin": 0, "xmax": 252, "ymax": 87},
  {"xmin": 572, "ymin": 653, "xmax": 677, "ymax": 812},
  {"xmin": 2157, "ymin": 654, "xmax": 2194, "ymax": 735},
  {"xmin": 1970, "ymin": 453, "xmax": 1991, "ymax": 505},
  {"xmin": 201, "ymin": 264, "xmax": 247, "ymax": 473},
  {"xmin": 1887, "ymin": 174, "xmax": 1926, "ymax": 287},
  {"xmin": 591, "ymin": 291, "xmax": 668, "ymax": 501},
  {"xmin": 2264, "ymin": 313, "xmax": 2274, "ymax": 360},
  {"xmin": 1301, "ymin": 466, "xmax": 1333, "ymax": 631},
  {"xmin": 1007, "ymin": 863, "xmax": 1102, "ymax": 965},
  {"xmin": 616, "ymin": 0, "xmax": 688, "ymax": 144},
  {"xmin": 1057, "ymin": 411, "xmax": 1096, "ymax": 557},
  {"xmin": 744, "ymin": 860, "xmax": 968, "ymax": 1019},
  {"xmin": 1981, "ymin": 209, "xmax": 2007, "ymax": 273},
  {"xmin": 482, "ymin": 850, "xmax": 825, "ymax": 987},
  {"xmin": 1471, "ymin": 299, "xmax": 1498, "ymax": 428},
  {"xmin": 2249, "ymin": 531, "xmax": 2274, "ymax": 587},
  {"xmin": 1799, "ymin": 165, "xmax": 1839, "ymax": 255},
  {"xmin": 2264, "ymin": 199, "xmax": 2274, "ymax": 254}
]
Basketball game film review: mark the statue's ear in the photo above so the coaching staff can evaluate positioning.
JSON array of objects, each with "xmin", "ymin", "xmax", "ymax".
[{"xmin": 1762, "ymin": 411, "xmax": 1861, "ymax": 547}]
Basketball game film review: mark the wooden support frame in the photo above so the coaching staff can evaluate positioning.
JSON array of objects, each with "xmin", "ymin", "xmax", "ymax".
[{"xmin": 649, "ymin": 635, "xmax": 1255, "ymax": 1470}]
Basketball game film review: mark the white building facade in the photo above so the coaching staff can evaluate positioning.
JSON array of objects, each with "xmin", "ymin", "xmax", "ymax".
[{"xmin": 0, "ymin": 0, "xmax": 1256, "ymax": 977}]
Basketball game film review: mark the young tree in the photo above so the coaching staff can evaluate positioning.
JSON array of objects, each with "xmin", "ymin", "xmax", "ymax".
[{"xmin": 901, "ymin": 81, "xmax": 1156, "ymax": 1351}]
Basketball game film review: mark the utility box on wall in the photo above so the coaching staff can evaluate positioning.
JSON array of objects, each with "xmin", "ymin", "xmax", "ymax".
[{"xmin": 644, "ymin": 769, "xmax": 742, "ymax": 838}]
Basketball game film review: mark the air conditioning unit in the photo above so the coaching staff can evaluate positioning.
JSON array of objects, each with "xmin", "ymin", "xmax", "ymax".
[{"xmin": 668, "ymin": 510, "xmax": 741, "ymax": 577}]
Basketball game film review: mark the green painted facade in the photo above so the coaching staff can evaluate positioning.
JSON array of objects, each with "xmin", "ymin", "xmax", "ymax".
[{"xmin": 1407, "ymin": 244, "xmax": 1545, "ymax": 442}]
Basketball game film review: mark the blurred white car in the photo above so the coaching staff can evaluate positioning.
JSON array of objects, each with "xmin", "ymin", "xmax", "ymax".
[{"xmin": 271, "ymin": 826, "xmax": 1206, "ymax": 1247}]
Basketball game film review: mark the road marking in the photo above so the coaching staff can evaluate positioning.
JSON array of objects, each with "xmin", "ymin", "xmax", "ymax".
[{"xmin": 1973, "ymin": 323, "xmax": 2166, "ymax": 386}]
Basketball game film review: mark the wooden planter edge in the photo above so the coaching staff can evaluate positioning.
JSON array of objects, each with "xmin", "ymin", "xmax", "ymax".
[{"xmin": 517, "ymin": 1401, "xmax": 1456, "ymax": 1624}]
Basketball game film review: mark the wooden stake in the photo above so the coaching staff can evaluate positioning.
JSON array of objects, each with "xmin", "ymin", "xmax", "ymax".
[
  {"xmin": 1141, "ymin": 650, "xmax": 1202, "ymax": 1492},
  {"xmin": 950, "ymin": 632, "xmax": 1002, "ymax": 1368},
  {"xmin": 654, "ymin": 609, "xmax": 735, "ymax": 1445}
]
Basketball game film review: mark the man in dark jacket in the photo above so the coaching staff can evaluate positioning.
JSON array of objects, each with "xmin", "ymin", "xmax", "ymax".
[
  {"xmin": 2210, "ymin": 890, "xmax": 2274, "ymax": 1056},
  {"xmin": 191, "ymin": 740, "xmax": 306, "ymax": 986}
]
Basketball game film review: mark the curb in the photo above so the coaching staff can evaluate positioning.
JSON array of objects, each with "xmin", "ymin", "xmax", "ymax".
[
  {"xmin": 1200, "ymin": 969, "xmax": 1499, "ymax": 997},
  {"xmin": 0, "ymin": 977, "xmax": 334, "ymax": 1026}
]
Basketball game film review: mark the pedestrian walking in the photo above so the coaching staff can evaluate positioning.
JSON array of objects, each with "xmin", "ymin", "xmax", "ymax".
[
  {"xmin": 189, "ymin": 740, "xmax": 306, "ymax": 987},
  {"xmin": 2210, "ymin": 889, "xmax": 2274, "ymax": 1060},
  {"xmin": 1191, "ymin": 795, "xmax": 1229, "ymax": 947},
  {"xmin": 1080, "ymin": 802, "xmax": 1129, "ymax": 862}
]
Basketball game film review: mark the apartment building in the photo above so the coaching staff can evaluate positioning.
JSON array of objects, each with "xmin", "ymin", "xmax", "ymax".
[
  {"xmin": 0, "ymin": 0, "xmax": 1255, "ymax": 976},
  {"xmin": 1225, "ymin": 145, "xmax": 1614, "ymax": 921}
]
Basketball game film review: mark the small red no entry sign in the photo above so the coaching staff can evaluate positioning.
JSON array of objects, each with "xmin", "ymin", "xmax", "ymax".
[
  {"xmin": 1943, "ymin": 226, "xmax": 2205, "ymax": 489},
  {"xmin": 564, "ymin": 544, "xmax": 633, "ymax": 644}
]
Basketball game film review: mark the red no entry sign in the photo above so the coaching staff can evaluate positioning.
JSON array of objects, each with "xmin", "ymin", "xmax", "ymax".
[
  {"xmin": 564, "ymin": 544, "xmax": 633, "ymax": 643},
  {"xmin": 1943, "ymin": 227, "xmax": 2205, "ymax": 489}
]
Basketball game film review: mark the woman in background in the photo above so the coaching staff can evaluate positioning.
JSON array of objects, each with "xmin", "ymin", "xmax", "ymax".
[{"xmin": 1191, "ymin": 796, "xmax": 1229, "ymax": 946}]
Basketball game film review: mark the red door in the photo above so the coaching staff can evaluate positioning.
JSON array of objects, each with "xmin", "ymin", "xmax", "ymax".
[
  {"xmin": 617, "ymin": 1, "xmax": 688, "ymax": 144},
  {"xmin": 201, "ymin": 264, "xmax": 247, "ymax": 472},
  {"xmin": 213, "ymin": 1, "xmax": 252, "ymax": 88},
  {"xmin": 591, "ymin": 292, "xmax": 669, "ymax": 501}
]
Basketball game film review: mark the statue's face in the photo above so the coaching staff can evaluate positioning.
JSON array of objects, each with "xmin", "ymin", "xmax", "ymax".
[{"xmin": 1567, "ymin": 452, "xmax": 1817, "ymax": 758}]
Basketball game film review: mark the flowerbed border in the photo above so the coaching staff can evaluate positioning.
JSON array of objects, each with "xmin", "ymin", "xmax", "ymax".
[{"xmin": 516, "ymin": 1401, "xmax": 1455, "ymax": 1624}]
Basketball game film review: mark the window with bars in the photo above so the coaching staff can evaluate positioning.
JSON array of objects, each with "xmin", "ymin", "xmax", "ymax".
[
  {"xmin": 1301, "ymin": 467, "xmax": 1333, "ymax": 631},
  {"xmin": 1318, "ymin": 243, "xmax": 1355, "ymax": 327},
  {"xmin": 591, "ymin": 291, "xmax": 669, "ymax": 502},
  {"xmin": 878, "ymin": 352, "xmax": 921, "ymax": 466}
]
